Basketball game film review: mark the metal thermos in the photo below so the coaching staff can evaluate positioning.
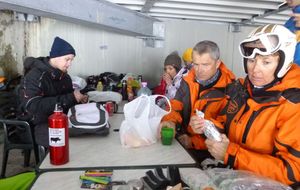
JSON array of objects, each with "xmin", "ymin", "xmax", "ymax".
[{"xmin": 48, "ymin": 104, "xmax": 69, "ymax": 165}]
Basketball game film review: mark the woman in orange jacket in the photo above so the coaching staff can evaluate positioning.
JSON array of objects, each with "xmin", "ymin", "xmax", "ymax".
[{"xmin": 190, "ymin": 24, "xmax": 300, "ymax": 186}]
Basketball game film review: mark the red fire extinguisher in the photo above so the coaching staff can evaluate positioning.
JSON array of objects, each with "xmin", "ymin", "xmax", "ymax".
[{"xmin": 48, "ymin": 104, "xmax": 69, "ymax": 165}]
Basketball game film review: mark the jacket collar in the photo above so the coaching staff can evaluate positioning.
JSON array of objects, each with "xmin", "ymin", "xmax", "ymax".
[
  {"xmin": 184, "ymin": 61, "xmax": 235, "ymax": 88},
  {"xmin": 41, "ymin": 57, "xmax": 66, "ymax": 80},
  {"xmin": 245, "ymin": 64, "xmax": 300, "ymax": 103}
]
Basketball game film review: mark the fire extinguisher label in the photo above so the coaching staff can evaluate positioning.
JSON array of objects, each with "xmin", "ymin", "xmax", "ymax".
[{"xmin": 49, "ymin": 128, "xmax": 65, "ymax": 147}]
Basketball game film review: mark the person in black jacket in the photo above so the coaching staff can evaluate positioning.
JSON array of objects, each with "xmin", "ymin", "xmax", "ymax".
[{"xmin": 19, "ymin": 36, "xmax": 88, "ymax": 147}]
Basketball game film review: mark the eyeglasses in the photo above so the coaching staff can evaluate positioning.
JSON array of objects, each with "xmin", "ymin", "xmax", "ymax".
[{"xmin": 239, "ymin": 34, "xmax": 280, "ymax": 59}]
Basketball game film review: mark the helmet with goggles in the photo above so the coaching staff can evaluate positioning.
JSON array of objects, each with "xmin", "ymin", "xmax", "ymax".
[{"xmin": 239, "ymin": 24, "xmax": 296, "ymax": 78}]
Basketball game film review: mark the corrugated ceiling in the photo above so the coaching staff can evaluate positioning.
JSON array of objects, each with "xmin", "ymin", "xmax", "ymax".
[{"xmin": 106, "ymin": 0, "xmax": 291, "ymax": 25}]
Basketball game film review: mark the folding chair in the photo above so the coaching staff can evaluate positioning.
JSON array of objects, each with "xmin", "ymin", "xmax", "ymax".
[
  {"xmin": 0, "ymin": 119, "xmax": 39, "ymax": 178},
  {"xmin": 0, "ymin": 171, "xmax": 36, "ymax": 190}
]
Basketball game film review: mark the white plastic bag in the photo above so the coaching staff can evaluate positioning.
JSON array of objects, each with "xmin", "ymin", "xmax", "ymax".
[
  {"xmin": 87, "ymin": 91, "xmax": 122, "ymax": 104},
  {"xmin": 120, "ymin": 95, "xmax": 171, "ymax": 148},
  {"xmin": 204, "ymin": 168, "xmax": 292, "ymax": 190},
  {"xmin": 71, "ymin": 76, "xmax": 87, "ymax": 90}
]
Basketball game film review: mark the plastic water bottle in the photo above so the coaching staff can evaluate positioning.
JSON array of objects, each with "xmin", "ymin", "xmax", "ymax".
[
  {"xmin": 138, "ymin": 75, "xmax": 142, "ymax": 84},
  {"xmin": 96, "ymin": 81, "xmax": 103, "ymax": 91},
  {"xmin": 137, "ymin": 82, "xmax": 152, "ymax": 96},
  {"xmin": 121, "ymin": 80, "xmax": 128, "ymax": 100}
]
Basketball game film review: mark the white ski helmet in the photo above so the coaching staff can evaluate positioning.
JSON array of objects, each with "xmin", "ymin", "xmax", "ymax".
[{"xmin": 239, "ymin": 24, "xmax": 296, "ymax": 78}]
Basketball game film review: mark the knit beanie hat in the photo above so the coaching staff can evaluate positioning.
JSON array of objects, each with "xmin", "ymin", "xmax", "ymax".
[
  {"xmin": 49, "ymin": 37, "xmax": 76, "ymax": 58},
  {"xmin": 164, "ymin": 51, "xmax": 182, "ymax": 72},
  {"xmin": 182, "ymin": 48, "xmax": 193, "ymax": 62}
]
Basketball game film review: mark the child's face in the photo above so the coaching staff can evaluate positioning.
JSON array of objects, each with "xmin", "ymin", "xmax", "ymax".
[{"xmin": 164, "ymin": 65, "xmax": 177, "ymax": 78}]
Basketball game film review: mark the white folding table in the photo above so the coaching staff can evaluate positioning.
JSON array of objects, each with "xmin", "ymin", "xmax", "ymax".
[
  {"xmin": 31, "ymin": 168, "xmax": 203, "ymax": 190},
  {"xmin": 38, "ymin": 113, "xmax": 196, "ymax": 171}
]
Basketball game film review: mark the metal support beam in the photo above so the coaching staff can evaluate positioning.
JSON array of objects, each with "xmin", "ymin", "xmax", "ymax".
[
  {"xmin": 141, "ymin": 0, "xmax": 158, "ymax": 13},
  {"xmin": 0, "ymin": 0, "xmax": 160, "ymax": 37},
  {"xmin": 239, "ymin": 3, "xmax": 289, "ymax": 25}
]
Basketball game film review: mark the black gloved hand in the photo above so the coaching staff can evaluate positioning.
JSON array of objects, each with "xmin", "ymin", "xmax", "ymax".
[
  {"xmin": 154, "ymin": 167, "xmax": 169, "ymax": 182},
  {"xmin": 141, "ymin": 167, "xmax": 190, "ymax": 190},
  {"xmin": 141, "ymin": 176, "xmax": 161, "ymax": 190},
  {"xmin": 141, "ymin": 167, "xmax": 170, "ymax": 190},
  {"xmin": 167, "ymin": 166, "xmax": 190, "ymax": 189}
]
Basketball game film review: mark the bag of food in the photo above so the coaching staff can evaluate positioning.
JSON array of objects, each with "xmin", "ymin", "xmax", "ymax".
[{"xmin": 119, "ymin": 95, "xmax": 171, "ymax": 148}]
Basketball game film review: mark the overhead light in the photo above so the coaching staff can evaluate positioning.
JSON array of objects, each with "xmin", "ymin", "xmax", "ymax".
[
  {"xmin": 277, "ymin": 9, "xmax": 293, "ymax": 15},
  {"xmin": 164, "ymin": 0, "xmax": 279, "ymax": 9},
  {"xmin": 26, "ymin": 14, "xmax": 39, "ymax": 22},
  {"xmin": 150, "ymin": 7, "xmax": 252, "ymax": 19},
  {"xmin": 155, "ymin": 2, "xmax": 265, "ymax": 15},
  {"xmin": 14, "ymin": 12, "xmax": 26, "ymax": 21},
  {"xmin": 149, "ymin": 13, "xmax": 241, "ymax": 23},
  {"xmin": 123, "ymin": 5, "xmax": 142, "ymax": 11},
  {"xmin": 106, "ymin": 0, "xmax": 145, "ymax": 5},
  {"xmin": 14, "ymin": 12, "xmax": 39, "ymax": 22},
  {"xmin": 253, "ymin": 18, "xmax": 285, "ymax": 25},
  {"xmin": 265, "ymin": 14, "xmax": 290, "ymax": 21}
]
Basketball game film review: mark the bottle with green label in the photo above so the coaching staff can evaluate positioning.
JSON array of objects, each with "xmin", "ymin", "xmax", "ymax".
[{"xmin": 96, "ymin": 81, "xmax": 103, "ymax": 91}]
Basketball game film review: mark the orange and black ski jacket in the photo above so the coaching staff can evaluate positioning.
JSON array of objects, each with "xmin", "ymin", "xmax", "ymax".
[
  {"xmin": 217, "ymin": 64, "xmax": 300, "ymax": 186},
  {"xmin": 161, "ymin": 62, "xmax": 235, "ymax": 142}
]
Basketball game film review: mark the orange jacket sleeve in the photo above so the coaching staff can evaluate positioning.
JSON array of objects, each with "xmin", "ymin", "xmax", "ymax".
[{"xmin": 161, "ymin": 99, "xmax": 183, "ymax": 124}]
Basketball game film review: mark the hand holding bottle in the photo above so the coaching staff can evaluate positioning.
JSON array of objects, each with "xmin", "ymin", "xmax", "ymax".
[
  {"xmin": 205, "ymin": 134, "xmax": 229, "ymax": 161},
  {"xmin": 194, "ymin": 109, "xmax": 221, "ymax": 142},
  {"xmin": 189, "ymin": 114, "xmax": 206, "ymax": 134}
]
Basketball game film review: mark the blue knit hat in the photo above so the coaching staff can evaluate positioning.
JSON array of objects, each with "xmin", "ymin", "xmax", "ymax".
[{"xmin": 49, "ymin": 37, "xmax": 76, "ymax": 58}]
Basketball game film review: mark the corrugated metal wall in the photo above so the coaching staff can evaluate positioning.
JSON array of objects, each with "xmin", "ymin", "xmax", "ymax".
[
  {"xmin": 0, "ymin": 11, "xmax": 25, "ymax": 79},
  {"xmin": 0, "ymin": 10, "xmax": 254, "ymax": 87},
  {"xmin": 26, "ymin": 17, "xmax": 145, "ymax": 78}
]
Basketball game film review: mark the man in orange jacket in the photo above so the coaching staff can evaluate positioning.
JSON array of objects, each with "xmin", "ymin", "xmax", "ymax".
[
  {"xmin": 191, "ymin": 24, "xmax": 300, "ymax": 187},
  {"xmin": 159, "ymin": 40, "xmax": 235, "ymax": 162}
]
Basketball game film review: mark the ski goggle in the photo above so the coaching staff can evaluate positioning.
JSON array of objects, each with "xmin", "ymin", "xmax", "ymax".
[{"xmin": 239, "ymin": 34, "xmax": 280, "ymax": 59}]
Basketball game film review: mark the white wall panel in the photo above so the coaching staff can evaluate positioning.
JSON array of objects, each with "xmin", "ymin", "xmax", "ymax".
[
  {"xmin": 231, "ymin": 26, "xmax": 255, "ymax": 78},
  {"xmin": 161, "ymin": 19, "xmax": 254, "ymax": 78},
  {"xmin": 25, "ymin": 17, "xmax": 165, "ymax": 87},
  {"xmin": 0, "ymin": 11, "xmax": 255, "ymax": 87},
  {"xmin": 163, "ymin": 19, "xmax": 232, "ymax": 66},
  {"xmin": 26, "ymin": 17, "xmax": 147, "ymax": 79}
]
